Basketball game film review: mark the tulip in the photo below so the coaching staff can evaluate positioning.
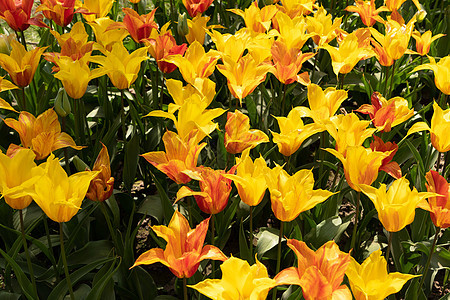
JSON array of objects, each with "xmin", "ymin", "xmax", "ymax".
[
  {"xmin": 306, "ymin": 6, "xmax": 342, "ymax": 46},
  {"xmin": 356, "ymin": 92, "xmax": 413, "ymax": 132},
  {"xmin": 326, "ymin": 146, "xmax": 389, "ymax": 192},
  {"xmin": 358, "ymin": 177, "xmax": 436, "ymax": 232},
  {"xmin": 229, "ymin": 1, "xmax": 278, "ymax": 33},
  {"xmin": 90, "ymin": 43, "xmax": 149, "ymax": 90},
  {"xmin": 371, "ymin": 39, "xmax": 394, "ymax": 67},
  {"xmin": 265, "ymin": 166, "xmax": 334, "ymax": 222},
  {"xmin": 325, "ymin": 113, "xmax": 376, "ymax": 156},
  {"xmin": 419, "ymin": 170, "xmax": 450, "ymax": 228},
  {"xmin": 53, "ymin": 56, "xmax": 106, "ymax": 99},
  {"xmin": 165, "ymin": 78, "xmax": 216, "ymax": 114},
  {"xmin": 176, "ymin": 166, "xmax": 236, "ymax": 214},
  {"xmin": 145, "ymin": 94, "xmax": 225, "ymax": 144},
  {"xmin": 346, "ymin": 249, "xmax": 418, "ymax": 300},
  {"xmin": 90, "ymin": 17, "xmax": 128, "ymax": 52},
  {"xmin": 163, "ymin": 41, "xmax": 220, "ymax": 84},
  {"xmin": 224, "ymin": 110, "xmax": 269, "ymax": 154},
  {"xmin": 270, "ymin": 40, "xmax": 315, "ymax": 85},
  {"xmin": 107, "ymin": 8, "xmax": 158, "ymax": 43},
  {"xmin": 224, "ymin": 149, "xmax": 268, "ymax": 207},
  {"xmin": 37, "ymin": 0, "xmax": 80, "ymax": 28},
  {"xmin": 411, "ymin": 55, "xmax": 449, "ymax": 95},
  {"xmin": 0, "ymin": 76, "xmax": 18, "ymax": 112},
  {"xmin": 79, "ymin": 0, "xmax": 114, "ymax": 22},
  {"xmin": 0, "ymin": 39, "xmax": 47, "ymax": 87},
  {"xmin": 30, "ymin": 154, "xmax": 99, "ymax": 223},
  {"xmin": 345, "ymin": 0, "xmax": 388, "ymax": 27},
  {"xmin": 142, "ymin": 130, "xmax": 206, "ymax": 184},
  {"xmin": 217, "ymin": 54, "xmax": 274, "ymax": 103},
  {"xmin": 189, "ymin": 256, "xmax": 278, "ymax": 299},
  {"xmin": 370, "ymin": 16, "xmax": 416, "ymax": 62},
  {"xmin": 274, "ymin": 12, "xmax": 313, "ymax": 50},
  {"xmin": 295, "ymin": 83, "xmax": 348, "ymax": 127},
  {"xmin": 407, "ymin": 102, "xmax": 450, "ymax": 152},
  {"xmin": 370, "ymin": 135, "xmax": 402, "ymax": 179},
  {"xmin": 409, "ymin": 30, "xmax": 445, "ymax": 56},
  {"xmin": 271, "ymin": 107, "xmax": 323, "ymax": 157},
  {"xmin": 131, "ymin": 211, "xmax": 227, "ymax": 278},
  {"xmin": 0, "ymin": 0, "xmax": 44, "ymax": 32},
  {"xmin": 321, "ymin": 31, "xmax": 374, "ymax": 76},
  {"xmin": 0, "ymin": 149, "xmax": 44, "ymax": 210},
  {"xmin": 4, "ymin": 109, "xmax": 83, "ymax": 160},
  {"xmin": 276, "ymin": 0, "xmax": 316, "ymax": 18},
  {"xmin": 185, "ymin": 15, "xmax": 211, "ymax": 45},
  {"xmin": 145, "ymin": 24, "xmax": 187, "ymax": 74},
  {"xmin": 0, "ymin": 34, "xmax": 13, "ymax": 55},
  {"xmin": 182, "ymin": 0, "xmax": 214, "ymax": 17},
  {"xmin": 274, "ymin": 239, "xmax": 352, "ymax": 300},
  {"xmin": 86, "ymin": 143, "xmax": 114, "ymax": 202},
  {"xmin": 384, "ymin": 0, "xmax": 407, "ymax": 11}
]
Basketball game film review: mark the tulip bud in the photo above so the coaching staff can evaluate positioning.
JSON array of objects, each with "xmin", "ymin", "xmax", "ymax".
[
  {"xmin": 177, "ymin": 13, "xmax": 189, "ymax": 37},
  {"xmin": 54, "ymin": 88, "xmax": 71, "ymax": 117},
  {"xmin": 415, "ymin": 8, "xmax": 427, "ymax": 23},
  {"xmin": 0, "ymin": 34, "xmax": 12, "ymax": 55}
]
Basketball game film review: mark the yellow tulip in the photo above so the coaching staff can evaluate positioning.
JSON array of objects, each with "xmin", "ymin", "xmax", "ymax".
[
  {"xmin": 0, "ymin": 149, "xmax": 44, "ymax": 210},
  {"xmin": 276, "ymin": 0, "xmax": 316, "ymax": 18},
  {"xmin": 0, "ymin": 40, "xmax": 47, "ymax": 87},
  {"xmin": 358, "ymin": 177, "xmax": 436, "ymax": 232},
  {"xmin": 90, "ymin": 17, "xmax": 128, "ymax": 52},
  {"xmin": 411, "ymin": 55, "xmax": 449, "ymax": 95},
  {"xmin": 79, "ymin": 0, "xmax": 114, "ymax": 22},
  {"xmin": 295, "ymin": 83, "xmax": 348, "ymax": 127},
  {"xmin": 345, "ymin": 0, "xmax": 388, "ymax": 27},
  {"xmin": 165, "ymin": 78, "xmax": 216, "ymax": 114},
  {"xmin": 185, "ymin": 15, "xmax": 210, "ymax": 45},
  {"xmin": 229, "ymin": 1, "xmax": 278, "ymax": 33},
  {"xmin": 326, "ymin": 146, "xmax": 389, "ymax": 192},
  {"xmin": 271, "ymin": 107, "xmax": 323, "ymax": 157},
  {"xmin": 306, "ymin": 6, "xmax": 342, "ymax": 46},
  {"xmin": 325, "ymin": 113, "xmax": 377, "ymax": 155},
  {"xmin": 321, "ymin": 31, "xmax": 374, "ymax": 76},
  {"xmin": 30, "ymin": 154, "xmax": 99, "ymax": 223},
  {"xmin": 0, "ymin": 76, "xmax": 18, "ymax": 112},
  {"xmin": 163, "ymin": 41, "xmax": 220, "ymax": 85},
  {"xmin": 407, "ymin": 102, "xmax": 450, "ymax": 152},
  {"xmin": 274, "ymin": 12, "xmax": 313, "ymax": 50},
  {"xmin": 189, "ymin": 256, "xmax": 278, "ymax": 299},
  {"xmin": 49, "ymin": 21, "xmax": 94, "ymax": 61},
  {"xmin": 4, "ymin": 109, "xmax": 83, "ymax": 160},
  {"xmin": 409, "ymin": 30, "xmax": 445, "ymax": 56},
  {"xmin": 346, "ymin": 249, "xmax": 418, "ymax": 300},
  {"xmin": 53, "ymin": 56, "xmax": 105, "ymax": 99},
  {"xmin": 90, "ymin": 43, "xmax": 148, "ymax": 90},
  {"xmin": 223, "ymin": 149, "xmax": 268, "ymax": 206},
  {"xmin": 265, "ymin": 166, "xmax": 334, "ymax": 222}
]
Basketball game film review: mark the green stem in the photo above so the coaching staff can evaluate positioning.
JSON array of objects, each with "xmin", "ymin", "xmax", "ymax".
[
  {"xmin": 281, "ymin": 84, "xmax": 287, "ymax": 116},
  {"xmin": 61, "ymin": 117, "xmax": 71, "ymax": 174},
  {"xmin": 100, "ymin": 202, "xmax": 119, "ymax": 253},
  {"xmin": 120, "ymin": 90, "xmax": 126, "ymax": 141},
  {"xmin": 418, "ymin": 228, "xmax": 440, "ymax": 293},
  {"xmin": 388, "ymin": 60, "xmax": 396, "ymax": 98},
  {"xmin": 350, "ymin": 192, "xmax": 361, "ymax": 252},
  {"xmin": 311, "ymin": 49, "xmax": 319, "ymax": 83},
  {"xmin": 386, "ymin": 231, "xmax": 393, "ymax": 266},
  {"xmin": 19, "ymin": 31, "xmax": 28, "ymax": 50},
  {"xmin": 272, "ymin": 221, "xmax": 284, "ymax": 300},
  {"xmin": 59, "ymin": 223, "xmax": 75, "ymax": 300},
  {"xmin": 183, "ymin": 277, "xmax": 188, "ymax": 300},
  {"xmin": 44, "ymin": 215, "xmax": 59, "ymax": 280},
  {"xmin": 20, "ymin": 86, "xmax": 27, "ymax": 111},
  {"xmin": 249, "ymin": 206, "xmax": 253, "ymax": 263},
  {"xmin": 210, "ymin": 214, "xmax": 215, "ymax": 279},
  {"xmin": 19, "ymin": 210, "xmax": 38, "ymax": 299},
  {"xmin": 384, "ymin": 65, "xmax": 390, "ymax": 96},
  {"xmin": 187, "ymin": 198, "xmax": 193, "ymax": 228}
]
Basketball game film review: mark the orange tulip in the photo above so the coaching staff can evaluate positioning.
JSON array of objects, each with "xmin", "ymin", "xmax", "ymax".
[
  {"xmin": 326, "ymin": 146, "xmax": 389, "ymax": 192},
  {"xmin": 4, "ymin": 109, "xmax": 83, "ymax": 160},
  {"xmin": 409, "ymin": 30, "xmax": 445, "ymax": 56},
  {"xmin": 356, "ymin": 92, "xmax": 413, "ymax": 132},
  {"xmin": 37, "ymin": 0, "xmax": 80, "ymax": 27},
  {"xmin": 384, "ymin": 0, "xmax": 407, "ymax": 11},
  {"xmin": 107, "ymin": 8, "xmax": 158, "ymax": 43},
  {"xmin": 0, "ymin": 39, "xmax": 46, "ymax": 87},
  {"xmin": 142, "ymin": 130, "xmax": 206, "ymax": 184},
  {"xmin": 345, "ymin": 0, "xmax": 388, "ymax": 27},
  {"xmin": 420, "ymin": 171, "xmax": 450, "ymax": 228},
  {"xmin": 131, "ymin": 211, "xmax": 227, "ymax": 278},
  {"xmin": 270, "ymin": 40, "xmax": 315, "ymax": 85},
  {"xmin": 371, "ymin": 39, "xmax": 394, "ymax": 66},
  {"xmin": 370, "ymin": 135, "xmax": 401, "ymax": 179},
  {"xmin": 86, "ymin": 143, "xmax": 114, "ymax": 202},
  {"xmin": 229, "ymin": 1, "xmax": 278, "ymax": 33},
  {"xmin": 145, "ymin": 24, "xmax": 187, "ymax": 74},
  {"xmin": 274, "ymin": 239, "xmax": 352, "ymax": 300},
  {"xmin": 176, "ymin": 166, "xmax": 236, "ymax": 214},
  {"xmin": 183, "ymin": 0, "xmax": 213, "ymax": 17},
  {"xmin": 0, "ymin": 0, "xmax": 45, "ymax": 32},
  {"xmin": 224, "ymin": 110, "xmax": 269, "ymax": 154}
]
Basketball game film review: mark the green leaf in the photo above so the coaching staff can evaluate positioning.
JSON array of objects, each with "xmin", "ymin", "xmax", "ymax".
[
  {"xmin": 67, "ymin": 240, "xmax": 114, "ymax": 266},
  {"xmin": 256, "ymin": 227, "xmax": 282, "ymax": 259},
  {"xmin": 0, "ymin": 249, "xmax": 35, "ymax": 300},
  {"xmin": 149, "ymin": 170, "xmax": 175, "ymax": 223},
  {"xmin": 86, "ymin": 257, "xmax": 121, "ymax": 300},
  {"xmin": 239, "ymin": 217, "xmax": 251, "ymax": 262},
  {"xmin": 0, "ymin": 292, "xmax": 21, "ymax": 300},
  {"xmin": 304, "ymin": 216, "xmax": 350, "ymax": 249},
  {"xmin": 137, "ymin": 194, "xmax": 164, "ymax": 223},
  {"xmin": 123, "ymin": 132, "xmax": 140, "ymax": 192}
]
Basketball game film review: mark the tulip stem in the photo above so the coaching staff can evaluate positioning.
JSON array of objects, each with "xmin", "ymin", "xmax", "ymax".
[
  {"xmin": 59, "ymin": 223, "xmax": 75, "ymax": 300},
  {"xmin": 249, "ymin": 206, "xmax": 253, "ymax": 263},
  {"xmin": 350, "ymin": 191, "xmax": 360, "ymax": 253},
  {"xmin": 183, "ymin": 277, "xmax": 188, "ymax": 300},
  {"xmin": 384, "ymin": 65, "xmax": 390, "ymax": 96},
  {"xmin": 210, "ymin": 214, "xmax": 215, "ymax": 279},
  {"xmin": 19, "ymin": 30, "xmax": 28, "ymax": 50},
  {"xmin": 120, "ymin": 90, "xmax": 126, "ymax": 141},
  {"xmin": 418, "ymin": 228, "xmax": 440, "ymax": 293},
  {"xmin": 272, "ymin": 221, "xmax": 284, "ymax": 300},
  {"xmin": 100, "ymin": 202, "xmax": 119, "ymax": 252},
  {"xmin": 44, "ymin": 215, "xmax": 59, "ymax": 281},
  {"xmin": 386, "ymin": 231, "xmax": 393, "ymax": 267},
  {"xmin": 20, "ymin": 87, "xmax": 26, "ymax": 111},
  {"xmin": 281, "ymin": 83, "xmax": 287, "ymax": 116},
  {"xmin": 19, "ymin": 210, "xmax": 38, "ymax": 299},
  {"xmin": 388, "ymin": 60, "xmax": 396, "ymax": 98}
]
